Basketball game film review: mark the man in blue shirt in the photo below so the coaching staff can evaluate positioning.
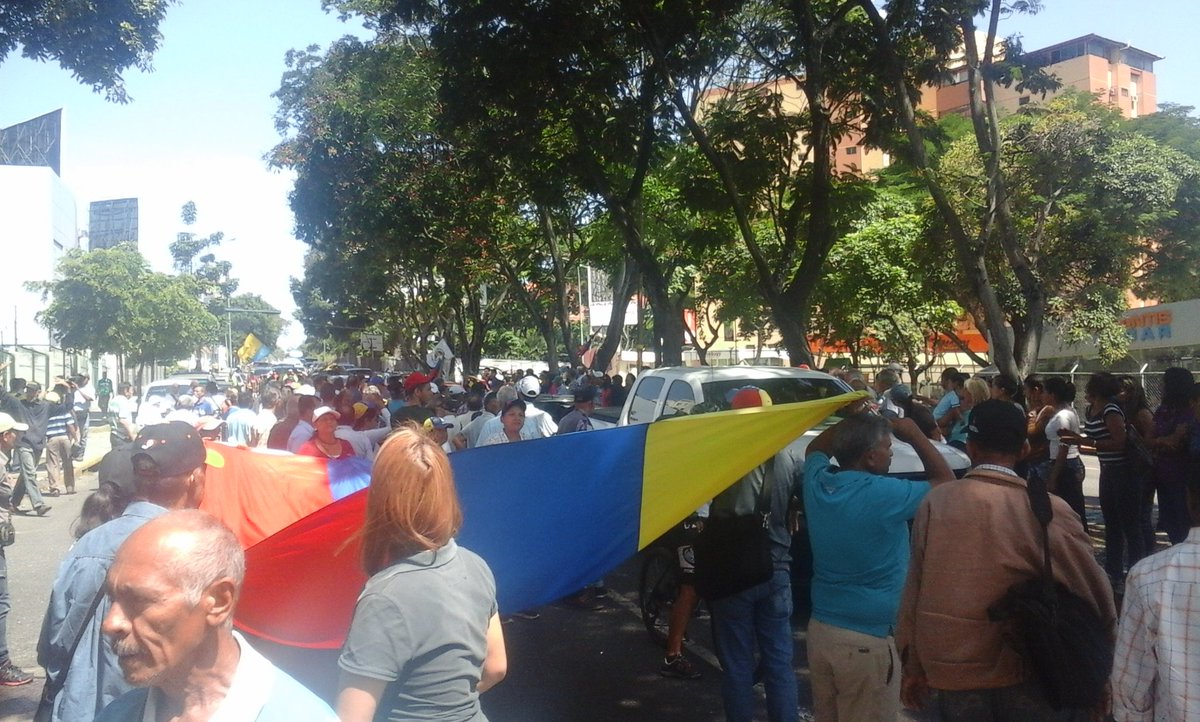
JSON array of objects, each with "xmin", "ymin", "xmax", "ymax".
[
  {"xmin": 37, "ymin": 422, "xmax": 219, "ymax": 722},
  {"xmin": 803, "ymin": 414, "xmax": 955, "ymax": 721}
]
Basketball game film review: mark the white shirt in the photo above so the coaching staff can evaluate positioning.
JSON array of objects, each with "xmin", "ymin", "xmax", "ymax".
[
  {"xmin": 477, "ymin": 428, "xmax": 535, "ymax": 446},
  {"xmin": 476, "ymin": 403, "xmax": 557, "ymax": 442},
  {"xmin": 252, "ymin": 408, "xmax": 278, "ymax": 448},
  {"xmin": 139, "ymin": 631, "xmax": 337, "ymax": 722},
  {"xmin": 286, "ymin": 420, "xmax": 314, "ymax": 453},
  {"xmin": 1045, "ymin": 407, "xmax": 1081, "ymax": 461},
  {"xmin": 73, "ymin": 382, "xmax": 96, "ymax": 412},
  {"xmin": 335, "ymin": 425, "xmax": 391, "ymax": 460},
  {"xmin": 1112, "ymin": 527, "xmax": 1200, "ymax": 721}
]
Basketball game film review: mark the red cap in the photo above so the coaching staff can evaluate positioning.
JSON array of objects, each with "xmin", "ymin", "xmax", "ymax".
[{"xmin": 403, "ymin": 371, "xmax": 436, "ymax": 392}]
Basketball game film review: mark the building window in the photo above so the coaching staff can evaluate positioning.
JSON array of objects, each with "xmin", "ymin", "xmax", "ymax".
[
  {"xmin": 1018, "ymin": 96, "xmax": 1031, "ymax": 106},
  {"xmin": 845, "ymin": 146, "xmax": 858, "ymax": 155},
  {"xmin": 723, "ymin": 324, "xmax": 734, "ymax": 342}
]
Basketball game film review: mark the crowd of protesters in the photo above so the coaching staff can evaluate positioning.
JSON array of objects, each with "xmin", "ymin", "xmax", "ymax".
[{"xmin": 7, "ymin": 355, "xmax": 1200, "ymax": 720}]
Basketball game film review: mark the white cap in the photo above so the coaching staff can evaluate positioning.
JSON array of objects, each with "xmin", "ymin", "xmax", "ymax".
[
  {"xmin": 313, "ymin": 406, "xmax": 340, "ymax": 421},
  {"xmin": 516, "ymin": 375, "xmax": 540, "ymax": 399},
  {"xmin": 294, "ymin": 384, "xmax": 317, "ymax": 397},
  {"xmin": 0, "ymin": 412, "xmax": 28, "ymax": 434}
]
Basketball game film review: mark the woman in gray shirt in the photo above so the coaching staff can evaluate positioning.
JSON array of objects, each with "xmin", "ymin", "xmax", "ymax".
[{"xmin": 337, "ymin": 428, "xmax": 507, "ymax": 721}]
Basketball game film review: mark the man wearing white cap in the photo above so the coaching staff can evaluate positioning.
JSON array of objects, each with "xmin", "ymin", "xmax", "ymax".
[
  {"xmin": 0, "ymin": 412, "xmax": 33, "ymax": 685},
  {"xmin": 475, "ymin": 375, "xmax": 557, "ymax": 441}
]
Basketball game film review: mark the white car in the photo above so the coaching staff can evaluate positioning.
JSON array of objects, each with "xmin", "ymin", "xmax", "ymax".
[{"xmin": 598, "ymin": 365, "xmax": 970, "ymax": 477}]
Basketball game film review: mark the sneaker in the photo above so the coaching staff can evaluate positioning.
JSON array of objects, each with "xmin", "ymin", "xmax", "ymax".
[
  {"xmin": 660, "ymin": 654, "xmax": 702, "ymax": 680},
  {"xmin": 0, "ymin": 660, "xmax": 33, "ymax": 686},
  {"xmin": 35, "ymin": 504, "xmax": 51, "ymax": 517}
]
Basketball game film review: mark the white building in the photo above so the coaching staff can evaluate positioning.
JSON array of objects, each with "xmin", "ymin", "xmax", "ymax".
[{"xmin": 0, "ymin": 164, "xmax": 78, "ymax": 348}]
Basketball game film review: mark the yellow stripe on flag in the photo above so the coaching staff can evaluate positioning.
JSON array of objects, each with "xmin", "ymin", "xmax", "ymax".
[
  {"xmin": 638, "ymin": 391, "xmax": 865, "ymax": 549},
  {"xmin": 237, "ymin": 333, "xmax": 264, "ymax": 364}
]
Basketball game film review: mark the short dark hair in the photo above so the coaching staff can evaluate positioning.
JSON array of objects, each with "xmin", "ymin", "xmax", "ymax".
[
  {"xmin": 990, "ymin": 374, "xmax": 1018, "ymax": 399},
  {"xmin": 832, "ymin": 415, "xmax": 891, "ymax": 468},
  {"xmin": 1085, "ymin": 372, "xmax": 1119, "ymax": 400},
  {"xmin": 1043, "ymin": 376, "xmax": 1076, "ymax": 405},
  {"xmin": 966, "ymin": 400, "xmax": 1026, "ymax": 456}
]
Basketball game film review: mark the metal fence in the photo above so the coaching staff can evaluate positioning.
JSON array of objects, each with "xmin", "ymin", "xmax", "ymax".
[{"xmin": 1, "ymin": 344, "xmax": 94, "ymax": 391}]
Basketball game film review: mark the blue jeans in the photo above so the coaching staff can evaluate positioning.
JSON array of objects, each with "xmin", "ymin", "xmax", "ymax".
[
  {"xmin": 711, "ymin": 568, "xmax": 798, "ymax": 722},
  {"xmin": 11, "ymin": 446, "xmax": 46, "ymax": 511}
]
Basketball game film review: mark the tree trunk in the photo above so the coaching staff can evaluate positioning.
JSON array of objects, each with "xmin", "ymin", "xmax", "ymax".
[
  {"xmin": 591, "ymin": 258, "xmax": 639, "ymax": 373},
  {"xmin": 538, "ymin": 206, "xmax": 580, "ymax": 369}
]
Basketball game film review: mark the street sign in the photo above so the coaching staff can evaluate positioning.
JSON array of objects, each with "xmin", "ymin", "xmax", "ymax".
[{"xmin": 360, "ymin": 333, "xmax": 384, "ymax": 352}]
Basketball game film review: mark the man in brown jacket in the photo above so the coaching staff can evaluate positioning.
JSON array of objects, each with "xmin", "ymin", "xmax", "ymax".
[{"xmin": 897, "ymin": 400, "xmax": 1115, "ymax": 720}]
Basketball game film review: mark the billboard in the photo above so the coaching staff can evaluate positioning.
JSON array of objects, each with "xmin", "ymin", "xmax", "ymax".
[
  {"xmin": 586, "ymin": 265, "xmax": 638, "ymax": 328},
  {"xmin": 0, "ymin": 109, "xmax": 63, "ymax": 175},
  {"xmin": 88, "ymin": 198, "xmax": 139, "ymax": 249}
]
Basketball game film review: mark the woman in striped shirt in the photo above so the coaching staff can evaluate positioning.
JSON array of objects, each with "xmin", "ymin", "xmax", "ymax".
[{"xmin": 1061, "ymin": 372, "xmax": 1140, "ymax": 584}]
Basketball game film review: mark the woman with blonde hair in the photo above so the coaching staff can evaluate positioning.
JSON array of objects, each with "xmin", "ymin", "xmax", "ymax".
[
  {"xmin": 337, "ymin": 428, "xmax": 507, "ymax": 722},
  {"xmin": 942, "ymin": 376, "xmax": 990, "ymax": 450}
]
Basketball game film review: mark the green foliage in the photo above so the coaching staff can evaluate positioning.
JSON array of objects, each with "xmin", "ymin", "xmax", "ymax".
[
  {"xmin": 933, "ymin": 93, "xmax": 1200, "ymax": 363},
  {"xmin": 0, "ymin": 0, "xmax": 175, "ymax": 102},
  {"xmin": 811, "ymin": 194, "xmax": 961, "ymax": 367},
  {"xmin": 29, "ymin": 244, "xmax": 216, "ymax": 365},
  {"xmin": 227, "ymin": 293, "xmax": 285, "ymax": 350}
]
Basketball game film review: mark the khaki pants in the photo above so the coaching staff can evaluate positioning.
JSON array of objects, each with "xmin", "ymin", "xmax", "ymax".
[
  {"xmin": 45, "ymin": 435, "xmax": 75, "ymax": 493},
  {"xmin": 807, "ymin": 617, "xmax": 899, "ymax": 722}
]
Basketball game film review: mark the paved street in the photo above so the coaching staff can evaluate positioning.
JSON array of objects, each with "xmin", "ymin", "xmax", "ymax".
[
  {"xmin": 0, "ymin": 429, "xmax": 1122, "ymax": 722},
  {"xmin": 0, "ymin": 428, "xmax": 106, "ymax": 721}
]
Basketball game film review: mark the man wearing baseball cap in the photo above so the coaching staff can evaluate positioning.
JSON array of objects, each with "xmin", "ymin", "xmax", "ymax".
[
  {"xmin": 475, "ymin": 375, "xmax": 558, "ymax": 441},
  {"xmin": 391, "ymin": 371, "xmax": 437, "ymax": 426},
  {"xmin": 897, "ymin": 400, "xmax": 1113, "ymax": 718},
  {"xmin": 0, "ymin": 412, "xmax": 33, "ymax": 685},
  {"xmin": 37, "ymin": 421, "xmax": 223, "ymax": 721}
]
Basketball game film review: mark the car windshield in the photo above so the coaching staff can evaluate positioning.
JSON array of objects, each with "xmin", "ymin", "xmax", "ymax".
[{"xmin": 701, "ymin": 377, "xmax": 852, "ymax": 416}]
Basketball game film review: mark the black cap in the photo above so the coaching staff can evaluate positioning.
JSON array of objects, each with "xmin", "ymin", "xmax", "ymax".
[
  {"xmin": 966, "ymin": 400, "xmax": 1026, "ymax": 453},
  {"xmin": 97, "ymin": 448, "xmax": 136, "ymax": 496},
  {"xmin": 573, "ymin": 386, "xmax": 597, "ymax": 404},
  {"xmin": 131, "ymin": 421, "xmax": 209, "ymax": 479}
]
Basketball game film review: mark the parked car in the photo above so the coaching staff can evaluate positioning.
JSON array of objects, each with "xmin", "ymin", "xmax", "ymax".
[
  {"xmin": 592, "ymin": 365, "xmax": 969, "ymax": 478},
  {"xmin": 135, "ymin": 375, "xmax": 229, "ymax": 427}
]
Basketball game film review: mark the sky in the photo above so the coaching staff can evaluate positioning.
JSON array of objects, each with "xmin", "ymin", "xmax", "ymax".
[
  {"xmin": 0, "ymin": 0, "xmax": 366, "ymax": 351},
  {"xmin": 0, "ymin": 0, "xmax": 1195, "ymax": 354}
]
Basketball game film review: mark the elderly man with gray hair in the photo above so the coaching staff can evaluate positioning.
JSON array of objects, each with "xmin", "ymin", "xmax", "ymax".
[
  {"xmin": 802, "ymin": 412, "xmax": 955, "ymax": 722},
  {"xmin": 96, "ymin": 510, "xmax": 336, "ymax": 721}
]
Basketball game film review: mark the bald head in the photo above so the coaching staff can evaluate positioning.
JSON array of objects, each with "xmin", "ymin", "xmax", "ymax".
[{"xmin": 103, "ymin": 511, "xmax": 245, "ymax": 692}]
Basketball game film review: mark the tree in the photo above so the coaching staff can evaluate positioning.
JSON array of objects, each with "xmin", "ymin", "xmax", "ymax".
[
  {"xmin": 856, "ymin": 0, "xmax": 1066, "ymax": 377},
  {"xmin": 933, "ymin": 93, "xmax": 1200, "ymax": 364},
  {"xmin": 271, "ymin": 37, "xmax": 513, "ymax": 373},
  {"xmin": 810, "ymin": 194, "xmax": 962, "ymax": 380},
  {"xmin": 227, "ymin": 293, "xmax": 285, "ymax": 351},
  {"xmin": 0, "ymin": 0, "xmax": 175, "ymax": 102},
  {"xmin": 1128, "ymin": 104, "xmax": 1200, "ymax": 302},
  {"xmin": 28, "ymin": 244, "xmax": 216, "ymax": 379},
  {"xmin": 169, "ymin": 201, "xmax": 238, "ymax": 367}
]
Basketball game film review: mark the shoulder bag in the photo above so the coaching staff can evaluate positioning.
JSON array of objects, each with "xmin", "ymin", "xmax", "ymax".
[
  {"xmin": 1125, "ymin": 422, "xmax": 1154, "ymax": 474},
  {"xmin": 33, "ymin": 587, "xmax": 107, "ymax": 722},
  {"xmin": 692, "ymin": 462, "xmax": 775, "ymax": 601},
  {"xmin": 986, "ymin": 473, "xmax": 1112, "ymax": 711}
]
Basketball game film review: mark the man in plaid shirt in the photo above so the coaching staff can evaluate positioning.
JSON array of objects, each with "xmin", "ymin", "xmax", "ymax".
[{"xmin": 1112, "ymin": 469, "xmax": 1200, "ymax": 720}]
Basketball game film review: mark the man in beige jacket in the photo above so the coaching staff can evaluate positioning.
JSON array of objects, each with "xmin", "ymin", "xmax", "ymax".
[{"xmin": 897, "ymin": 400, "xmax": 1115, "ymax": 720}]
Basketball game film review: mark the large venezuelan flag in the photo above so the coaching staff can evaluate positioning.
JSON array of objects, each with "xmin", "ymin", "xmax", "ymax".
[{"xmin": 203, "ymin": 393, "xmax": 858, "ymax": 650}]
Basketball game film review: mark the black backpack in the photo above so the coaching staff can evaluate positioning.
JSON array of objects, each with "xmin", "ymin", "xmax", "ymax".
[{"xmin": 987, "ymin": 473, "xmax": 1113, "ymax": 710}]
